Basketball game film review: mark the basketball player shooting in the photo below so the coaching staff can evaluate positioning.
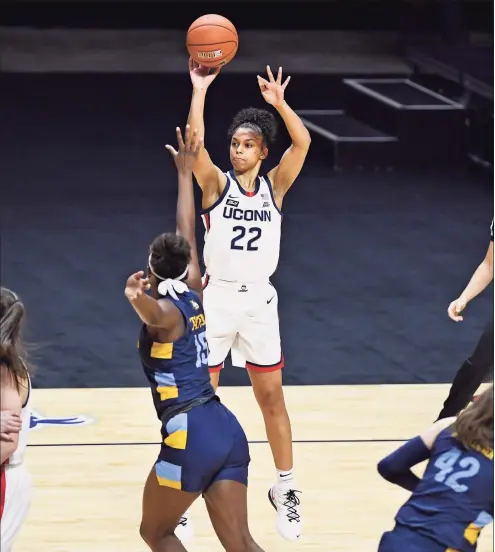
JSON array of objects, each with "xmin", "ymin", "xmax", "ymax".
[{"xmin": 187, "ymin": 60, "xmax": 311, "ymax": 541}]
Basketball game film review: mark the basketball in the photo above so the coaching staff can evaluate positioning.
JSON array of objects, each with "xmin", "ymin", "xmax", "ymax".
[{"xmin": 187, "ymin": 14, "xmax": 238, "ymax": 68}]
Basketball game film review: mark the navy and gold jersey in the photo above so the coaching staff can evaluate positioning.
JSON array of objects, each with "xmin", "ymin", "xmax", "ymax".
[
  {"xmin": 396, "ymin": 429, "xmax": 493, "ymax": 552},
  {"xmin": 138, "ymin": 289, "xmax": 214, "ymax": 421}
]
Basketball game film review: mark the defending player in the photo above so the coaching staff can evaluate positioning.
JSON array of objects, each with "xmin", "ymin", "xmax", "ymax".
[
  {"xmin": 187, "ymin": 60, "xmax": 311, "ymax": 542},
  {"xmin": 125, "ymin": 126, "xmax": 264, "ymax": 552},
  {"xmin": 378, "ymin": 385, "xmax": 493, "ymax": 551}
]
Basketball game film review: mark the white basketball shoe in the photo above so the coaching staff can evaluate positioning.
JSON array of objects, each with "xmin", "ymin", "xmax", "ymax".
[{"xmin": 268, "ymin": 484, "xmax": 302, "ymax": 541}]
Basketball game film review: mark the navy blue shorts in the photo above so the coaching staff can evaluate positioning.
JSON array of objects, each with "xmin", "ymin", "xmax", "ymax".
[
  {"xmin": 379, "ymin": 525, "xmax": 448, "ymax": 552},
  {"xmin": 154, "ymin": 398, "xmax": 250, "ymax": 493}
]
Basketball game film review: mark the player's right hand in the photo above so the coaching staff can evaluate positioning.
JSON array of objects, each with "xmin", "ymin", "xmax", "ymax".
[
  {"xmin": 125, "ymin": 271, "xmax": 151, "ymax": 301},
  {"xmin": 166, "ymin": 125, "xmax": 203, "ymax": 172},
  {"xmin": 0, "ymin": 411, "xmax": 22, "ymax": 441},
  {"xmin": 189, "ymin": 57, "xmax": 221, "ymax": 89},
  {"xmin": 447, "ymin": 297, "xmax": 467, "ymax": 322}
]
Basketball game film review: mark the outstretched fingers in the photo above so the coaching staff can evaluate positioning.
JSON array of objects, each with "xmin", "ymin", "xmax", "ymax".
[
  {"xmin": 166, "ymin": 124, "xmax": 202, "ymax": 158},
  {"xmin": 266, "ymin": 65, "xmax": 276, "ymax": 83},
  {"xmin": 177, "ymin": 126, "xmax": 187, "ymax": 150},
  {"xmin": 165, "ymin": 144, "xmax": 178, "ymax": 157},
  {"xmin": 257, "ymin": 75, "xmax": 269, "ymax": 90}
]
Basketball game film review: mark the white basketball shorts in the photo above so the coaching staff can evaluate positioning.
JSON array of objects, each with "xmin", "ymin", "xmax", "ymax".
[
  {"xmin": 1, "ymin": 463, "xmax": 32, "ymax": 552},
  {"xmin": 202, "ymin": 277, "xmax": 284, "ymax": 372}
]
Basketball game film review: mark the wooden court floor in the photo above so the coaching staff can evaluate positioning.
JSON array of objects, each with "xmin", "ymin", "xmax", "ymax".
[{"xmin": 17, "ymin": 384, "xmax": 493, "ymax": 552}]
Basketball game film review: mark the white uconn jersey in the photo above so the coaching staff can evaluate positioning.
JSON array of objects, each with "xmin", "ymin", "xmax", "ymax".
[
  {"xmin": 201, "ymin": 171, "xmax": 282, "ymax": 282},
  {"xmin": 8, "ymin": 376, "xmax": 31, "ymax": 466}
]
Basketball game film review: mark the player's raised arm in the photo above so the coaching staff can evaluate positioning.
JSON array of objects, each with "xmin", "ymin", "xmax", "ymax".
[
  {"xmin": 187, "ymin": 59, "xmax": 227, "ymax": 205},
  {"xmin": 125, "ymin": 126, "xmax": 204, "ymax": 327},
  {"xmin": 259, "ymin": 66, "xmax": 311, "ymax": 200},
  {"xmin": 166, "ymin": 125, "xmax": 204, "ymax": 297}
]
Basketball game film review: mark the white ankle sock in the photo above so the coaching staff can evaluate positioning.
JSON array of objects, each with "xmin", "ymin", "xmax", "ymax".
[{"xmin": 276, "ymin": 468, "xmax": 295, "ymax": 486}]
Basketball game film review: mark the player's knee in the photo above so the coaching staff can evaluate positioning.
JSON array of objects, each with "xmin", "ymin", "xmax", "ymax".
[
  {"xmin": 139, "ymin": 521, "xmax": 174, "ymax": 547},
  {"xmin": 255, "ymin": 386, "xmax": 286, "ymax": 416},
  {"xmin": 139, "ymin": 522, "xmax": 154, "ymax": 545}
]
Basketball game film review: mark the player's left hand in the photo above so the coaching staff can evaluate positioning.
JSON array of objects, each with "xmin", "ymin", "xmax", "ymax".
[
  {"xmin": 257, "ymin": 66, "xmax": 291, "ymax": 107},
  {"xmin": 0, "ymin": 411, "xmax": 22, "ymax": 441},
  {"xmin": 125, "ymin": 271, "xmax": 151, "ymax": 301},
  {"xmin": 166, "ymin": 125, "xmax": 204, "ymax": 173}
]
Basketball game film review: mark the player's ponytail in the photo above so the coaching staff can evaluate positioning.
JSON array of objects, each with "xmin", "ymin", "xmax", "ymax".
[
  {"xmin": 0, "ymin": 287, "xmax": 30, "ymax": 389},
  {"xmin": 455, "ymin": 385, "xmax": 494, "ymax": 453}
]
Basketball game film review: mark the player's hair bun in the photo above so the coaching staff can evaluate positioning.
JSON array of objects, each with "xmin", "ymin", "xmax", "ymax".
[{"xmin": 228, "ymin": 107, "xmax": 277, "ymax": 146}]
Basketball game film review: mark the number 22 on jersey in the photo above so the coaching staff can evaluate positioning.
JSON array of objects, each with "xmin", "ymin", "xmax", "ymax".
[{"xmin": 231, "ymin": 226, "xmax": 262, "ymax": 251}]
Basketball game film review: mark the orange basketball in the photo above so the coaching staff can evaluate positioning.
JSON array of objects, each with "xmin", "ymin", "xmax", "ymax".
[{"xmin": 187, "ymin": 14, "xmax": 238, "ymax": 68}]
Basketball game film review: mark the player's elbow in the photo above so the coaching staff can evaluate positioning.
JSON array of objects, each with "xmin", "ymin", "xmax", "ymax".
[
  {"xmin": 294, "ymin": 134, "xmax": 311, "ymax": 151},
  {"xmin": 304, "ymin": 131, "xmax": 312, "ymax": 147},
  {"xmin": 377, "ymin": 456, "xmax": 397, "ymax": 482}
]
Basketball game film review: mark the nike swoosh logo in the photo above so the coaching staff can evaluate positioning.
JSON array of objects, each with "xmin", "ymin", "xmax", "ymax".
[{"xmin": 267, "ymin": 295, "xmax": 275, "ymax": 304}]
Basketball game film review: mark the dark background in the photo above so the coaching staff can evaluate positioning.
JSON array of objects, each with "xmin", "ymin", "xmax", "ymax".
[
  {"xmin": 2, "ymin": 1, "xmax": 493, "ymax": 31},
  {"xmin": 1, "ymin": 0, "xmax": 493, "ymax": 388}
]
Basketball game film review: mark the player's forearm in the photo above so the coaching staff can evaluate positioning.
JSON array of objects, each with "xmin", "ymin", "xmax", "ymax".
[
  {"xmin": 176, "ymin": 170, "xmax": 196, "ymax": 248},
  {"xmin": 459, "ymin": 261, "xmax": 494, "ymax": 304},
  {"xmin": 128, "ymin": 294, "xmax": 162, "ymax": 326},
  {"xmin": 275, "ymin": 101, "xmax": 311, "ymax": 149},
  {"xmin": 0, "ymin": 440, "xmax": 18, "ymax": 464},
  {"xmin": 377, "ymin": 436, "xmax": 430, "ymax": 492},
  {"xmin": 187, "ymin": 88, "xmax": 207, "ymax": 141}
]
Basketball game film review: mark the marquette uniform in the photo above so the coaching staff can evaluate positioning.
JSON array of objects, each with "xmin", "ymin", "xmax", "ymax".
[
  {"xmin": 379, "ymin": 429, "xmax": 493, "ymax": 552},
  {"xmin": 1, "ymin": 376, "xmax": 32, "ymax": 552},
  {"xmin": 201, "ymin": 170, "xmax": 284, "ymax": 372},
  {"xmin": 138, "ymin": 287, "xmax": 249, "ymax": 492}
]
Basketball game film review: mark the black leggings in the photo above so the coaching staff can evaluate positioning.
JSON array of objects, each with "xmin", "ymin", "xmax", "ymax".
[{"xmin": 437, "ymin": 320, "xmax": 493, "ymax": 420}]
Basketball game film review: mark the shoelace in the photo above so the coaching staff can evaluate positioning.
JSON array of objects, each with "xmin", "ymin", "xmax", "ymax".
[
  {"xmin": 178, "ymin": 516, "xmax": 188, "ymax": 527},
  {"xmin": 280, "ymin": 489, "xmax": 301, "ymax": 522}
]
